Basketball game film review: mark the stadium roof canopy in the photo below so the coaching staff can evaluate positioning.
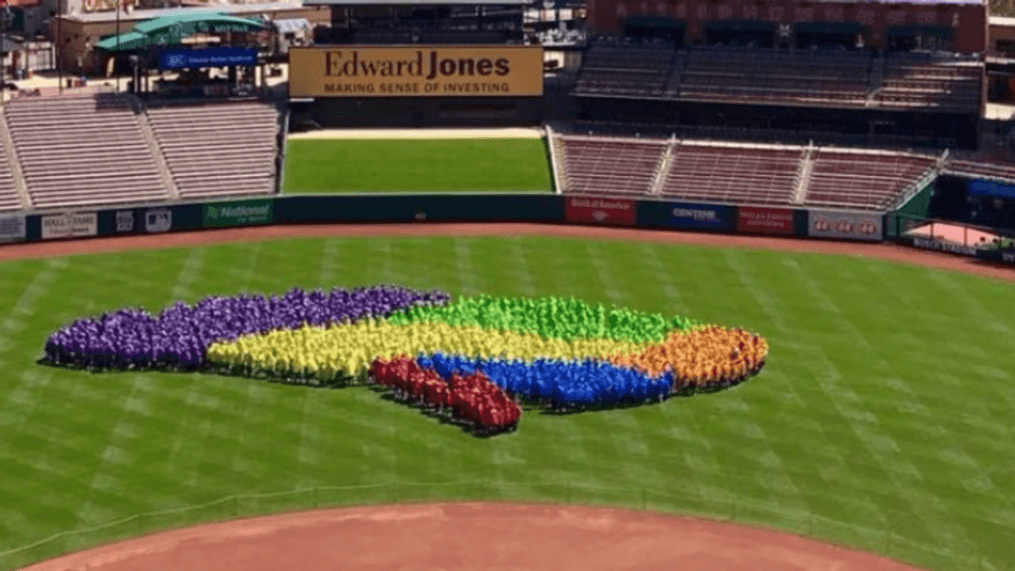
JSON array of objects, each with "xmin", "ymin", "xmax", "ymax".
[
  {"xmin": 95, "ymin": 31, "xmax": 148, "ymax": 51},
  {"xmin": 303, "ymin": 0, "xmax": 529, "ymax": 5},
  {"xmin": 805, "ymin": 0, "xmax": 981, "ymax": 4},
  {"xmin": 95, "ymin": 12, "xmax": 269, "ymax": 52},
  {"xmin": 133, "ymin": 12, "xmax": 270, "ymax": 34},
  {"xmin": 64, "ymin": 2, "xmax": 306, "ymax": 24}
]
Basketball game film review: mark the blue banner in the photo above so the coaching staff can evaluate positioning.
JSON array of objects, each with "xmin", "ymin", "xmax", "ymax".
[
  {"xmin": 969, "ymin": 179, "xmax": 1015, "ymax": 200},
  {"xmin": 159, "ymin": 47, "xmax": 258, "ymax": 70},
  {"xmin": 666, "ymin": 202, "xmax": 736, "ymax": 231}
]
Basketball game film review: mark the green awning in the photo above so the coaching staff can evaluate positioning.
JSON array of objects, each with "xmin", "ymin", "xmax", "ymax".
[
  {"xmin": 95, "ymin": 31, "xmax": 148, "ymax": 51},
  {"xmin": 703, "ymin": 20, "xmax": 776, "ymax": 33},
  {"xmin": 795, "ymin": 22, "xmax": 866, "ymax": 36},
  {"xmin": 134, "ymin": 12, "xmax": 269, "ymax": 34}
]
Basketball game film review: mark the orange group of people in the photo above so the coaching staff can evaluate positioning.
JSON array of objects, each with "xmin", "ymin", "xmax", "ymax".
[
  {"xmin": 611, "ymin": 326, "xmax": 769, "ymax": 390},
  {"xmin": 370, "ymin": 356, "xmax": 522, "ymax": 434}
]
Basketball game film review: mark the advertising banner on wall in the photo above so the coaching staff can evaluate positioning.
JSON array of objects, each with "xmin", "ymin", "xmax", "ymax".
[
  {"xmin": 807, "ymin": 210, "xmax": 883, "ymax": 241},
  {"xmin": 738, "ymin": 207, "xmax": 794, "ymax": 235},
  {"xmin": 909, "ymin": 236, "xmax": 979, "ymax": 256},
  {"xmin": 41, "ymin": 212, "xmax": 97, "ymax": 240},
  {"xmin": 114, "ymin": 210, "xmax": 135, "ymax": 233},
  {"xmin": 666, "ymin": 202, "xmax": 736, "ymax": 231},
  {"xmin": 288, "ymin": 46, "xmax": 544, "ymax": 98},
  {"xmin": 159, "ymin": 47, "xmax": 258, "ymax": 71},
  {"xmin": 203, "ymin": 199, "xmax": 274, "ymax": 228},
  {"xmin": 564, "ymin": 196, "xmax": 636, "ymax": 226},
  {"xmin": 144, "ymin": 209, "xmax": 172, "ymax": 233},
  {"xmin": 0, "ymin": 215, "xmax": 26, "ymax": 242}
]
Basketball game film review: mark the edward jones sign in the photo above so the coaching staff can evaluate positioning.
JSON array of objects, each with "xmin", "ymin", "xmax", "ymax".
[
  {"xmin": 565, "ymin": 196, "xmax": 636, "ymax": 226},
  {"xmin": 288, "ymin": 46, "xmax": 544, "ymax": 98}
]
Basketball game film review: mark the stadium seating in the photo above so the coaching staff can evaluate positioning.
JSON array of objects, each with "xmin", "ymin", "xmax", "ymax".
[
  {"xmin": 571, "ymin": 46, "xmax": 984, "ymax": 115},
  {"xmin": 805, "ymin": 150, "xmax": 936, "ymax": 210},
  {"xmin": 2, "ymin": 94, "xmax": 170, "ymax": 209},
  {"xmin": 146, "ymin": 101, "xmax": 279, "ymax": 200},
  {"xmin": 945, "ymin": 159, "xmax": 1015, "ymax": 183},
  {"xmin": 554, "ymin": 134, "xmax": 667, "ymax": 195},
  {"xmin": 676, "ymin": 47, "xmax": 871, "ymax": 105},
  {"xmin": 573, "ymin": 41, "xmax": 675, "ymax": 97},
  {"xmin": 872, "ymin": 54, "xmax": 981, "ymax": 112},
  {"xmin": 552, "ymin": 130, "xmax": 936, "ymax": 210},
  {"xmin": 0, "ymin": 139, "xmax": 22, "ymax": 212},
  {"xmin": 659, "ymin": 143, "xmax": 801, "ymax": 205}
]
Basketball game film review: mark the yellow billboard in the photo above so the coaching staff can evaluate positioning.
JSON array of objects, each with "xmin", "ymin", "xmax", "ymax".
[{"xmin": 288, "ymin": 46, "xmax": 544, "ymax": 98}]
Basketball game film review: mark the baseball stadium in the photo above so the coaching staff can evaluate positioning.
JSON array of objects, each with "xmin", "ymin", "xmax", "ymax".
[{"xmin": 1, "ymin": 0, "xmax": 1015, "ymax": 568}]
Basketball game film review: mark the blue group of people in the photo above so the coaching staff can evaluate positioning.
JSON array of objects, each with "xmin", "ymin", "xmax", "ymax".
[{"xmin": 418, "ymin": 352, "xmax": 673, "ymax": 411}]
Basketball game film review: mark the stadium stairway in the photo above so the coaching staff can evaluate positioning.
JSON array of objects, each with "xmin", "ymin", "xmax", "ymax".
[
  {"xmin": 650, "ymin": 137, "xmax": 679, "ymax": 195},
  {"xmin": 663, "ymin": 52, "xmax": 690, "ymax": 98},
  {"xmin": 791, "ymin": 144, "xmax": 816, "ymax": 205},
  {"xmin": 126, "ymin": 95, "xmax": 180, "ymax": 200},
  {"xmin": 0, "ymin": 107, "xmax": 30, "ymax": 211}
]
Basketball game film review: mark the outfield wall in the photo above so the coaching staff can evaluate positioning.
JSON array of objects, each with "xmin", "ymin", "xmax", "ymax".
[
  {"xmin": 3, "ymin": 191, "xmax": 1013, "ymax": 266},
  {"xmin": 0, "ymin": 193, "xmax": 884, "ymax": 245}
]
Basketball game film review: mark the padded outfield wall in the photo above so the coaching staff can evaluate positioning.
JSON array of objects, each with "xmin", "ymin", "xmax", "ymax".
[{"xmin": 0, "ymin": 193, "xmax": 886, "ymax": 246}]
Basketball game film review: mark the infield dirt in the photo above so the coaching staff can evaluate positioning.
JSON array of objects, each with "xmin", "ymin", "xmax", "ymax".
[{"xmin": 18, "ymin": 503, "xmax": 927, "ymax": 571}]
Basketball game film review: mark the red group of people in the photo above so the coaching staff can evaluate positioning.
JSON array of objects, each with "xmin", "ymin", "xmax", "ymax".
[{"xmin": 370, "ymin": 356, "xmax": 522, "ymax": 434}]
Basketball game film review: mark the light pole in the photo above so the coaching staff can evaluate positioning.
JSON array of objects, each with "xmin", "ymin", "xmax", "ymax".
[
  {"xmin": 56, "ymin": 0, "xmax": 62, "ymax": 93},
  {"xmin": 115, "ymin": 0, "xmax": 120, "ymax": 91},
  {"xmin": 1, "ymin": 0, "xmax": 8, "ymax": 105}
]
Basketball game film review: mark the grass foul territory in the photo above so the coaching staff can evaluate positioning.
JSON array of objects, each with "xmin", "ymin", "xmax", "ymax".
[
  {"xmin": 0, "ymin": 236, "xmax": 1013, "ymax": 571},
  {"xmin": 282, "ymin": 139, "xmax": 553, "ymax": 194}
]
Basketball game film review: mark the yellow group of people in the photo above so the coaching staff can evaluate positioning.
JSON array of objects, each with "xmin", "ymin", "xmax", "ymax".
[
  {"xmin": 206, "ymin": 319, "xmax": 768, "ymax": 388},
  {"xmin": 207, "ymin": 320, "xmax": 653, "ymax": 381}
]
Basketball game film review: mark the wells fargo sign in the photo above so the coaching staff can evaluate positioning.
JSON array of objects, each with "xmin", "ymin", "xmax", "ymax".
[{"xmin": 288, "ymin": 46, "xmax": 544, "ymax": 98}]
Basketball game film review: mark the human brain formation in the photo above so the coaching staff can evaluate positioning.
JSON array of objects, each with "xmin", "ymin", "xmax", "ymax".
[{"xmin": 43, "ymin": 285, "xmax": 768, "ymax": 436}]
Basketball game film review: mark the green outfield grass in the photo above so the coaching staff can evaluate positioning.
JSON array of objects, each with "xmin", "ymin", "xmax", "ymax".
[
  {"xmin": 282, "ymin": 139, "xmax": 554, "ymax": 194},
  {"xmin": 1, "ymin": 236, "xmax": 1014, "ymax": 570}
]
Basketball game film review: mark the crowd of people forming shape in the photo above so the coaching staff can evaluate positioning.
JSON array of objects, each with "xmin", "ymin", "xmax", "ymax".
[{"xmin": 42, "ymin": 286, "xmax": 768, "ymax": 435}]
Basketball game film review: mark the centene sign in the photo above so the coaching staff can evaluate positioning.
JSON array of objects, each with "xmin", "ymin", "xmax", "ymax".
[{"xmin": 667, "ymin": 202, "xmax": 736, "ymax": 231}]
